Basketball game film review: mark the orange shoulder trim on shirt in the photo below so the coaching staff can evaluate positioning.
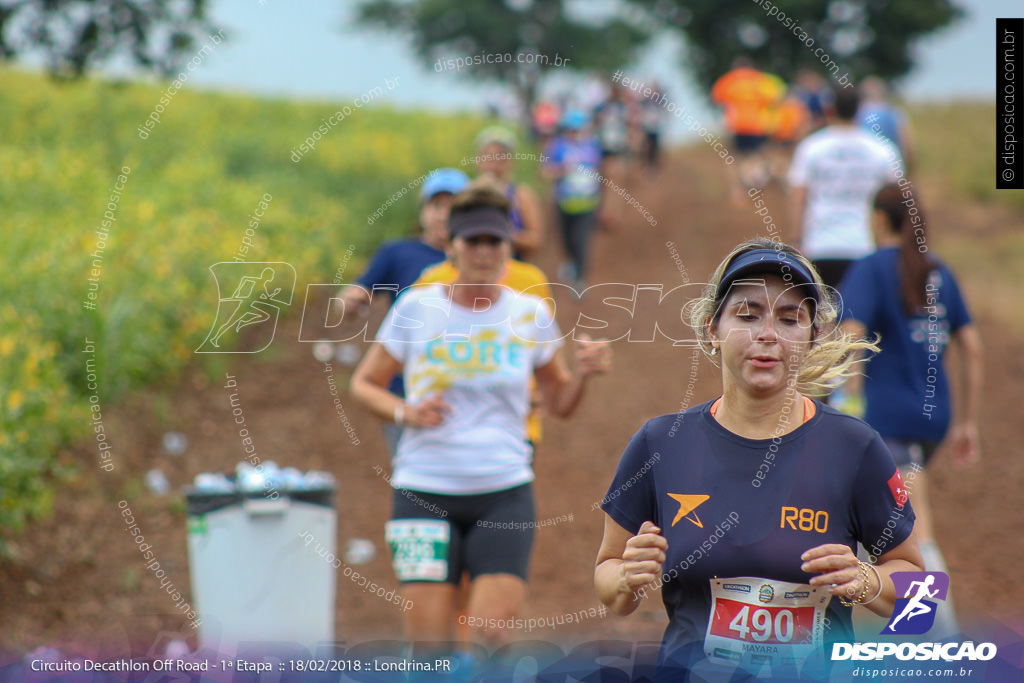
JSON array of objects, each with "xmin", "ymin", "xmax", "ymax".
[{"xmin": 802, "ymin": 396, "xmax": 816, "ymax": 422}]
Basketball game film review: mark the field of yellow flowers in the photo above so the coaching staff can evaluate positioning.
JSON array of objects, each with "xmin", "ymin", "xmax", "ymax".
[{"xmin": 0, "ymin": 68, "xmax": 484, "ymax": 537}]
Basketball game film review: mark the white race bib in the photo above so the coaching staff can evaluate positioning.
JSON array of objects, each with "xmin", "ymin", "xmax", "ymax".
[
  {"xmin": 705, "ymin": 577, "xmax": 831, "ymax": 671},
  {"xmin": 385, "ymin": 520, "xmax": 450, "ymax": 582},
  {"xmin": 563, "ymin": 168, "xmax": 601, "ymax": 198}
]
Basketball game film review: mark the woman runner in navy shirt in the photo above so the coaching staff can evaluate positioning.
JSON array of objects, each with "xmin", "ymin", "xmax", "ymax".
[
  {"xmin": 594, "ymin": 238, "xmax": 924, "ymax": 680},
  {"xmin": 839, "ymin": 183, "xmax": 982, "ymax": 637}
]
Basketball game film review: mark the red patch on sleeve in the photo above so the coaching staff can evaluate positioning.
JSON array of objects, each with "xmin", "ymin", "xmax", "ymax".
[{"xmin": 888, "ymin": 471, "xmax": 909, "ymax": 507}]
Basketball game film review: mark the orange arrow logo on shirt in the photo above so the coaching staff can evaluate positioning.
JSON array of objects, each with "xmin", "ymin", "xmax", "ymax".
[{"xmin": 668, "ymin": 493, "xmax": 710, "ymax": 528}]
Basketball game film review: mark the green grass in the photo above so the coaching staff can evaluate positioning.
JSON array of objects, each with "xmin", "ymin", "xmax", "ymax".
[
  {"xmin": 906, "ymin": 100, "xmax": 1024, "ymax": 331},
  {"xmin": 0, "ymin": 67, "xmax": 532, "ymax": 536},
  {"xmin": 908, "ymin": 100, "xmax": 1024, "ymax": 210}
]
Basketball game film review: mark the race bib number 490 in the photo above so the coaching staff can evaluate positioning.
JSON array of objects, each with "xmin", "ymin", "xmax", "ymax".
[
  {"xmin": 385, "ymin": 519, "xmax": 450, "ymax": 582},
  {"xmin": 705, "ymin": 577, "xmax": 831, "ymax": 670}
]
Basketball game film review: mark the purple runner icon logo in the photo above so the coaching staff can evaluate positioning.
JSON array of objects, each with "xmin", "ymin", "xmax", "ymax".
[
  {"xmin": 196, "ymin": 262, "xmax": 296, "ymax": 353},
  {"xmin": 883, "ymin": 571, "xmax": 950, "ymax": 635}
]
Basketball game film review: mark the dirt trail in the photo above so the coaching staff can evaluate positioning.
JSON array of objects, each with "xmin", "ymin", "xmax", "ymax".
[{"xmin": 2, "ymin": 147, "xmax": 1021, "ymax": 658}]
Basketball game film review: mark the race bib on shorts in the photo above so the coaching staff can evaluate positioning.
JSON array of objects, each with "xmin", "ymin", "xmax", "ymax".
[
  {"xmin": 385, "ymin": 519, "xmax": 450, "ymax": 582},
  {"xmin": 705, "ymin": 577, "xmax": 830, "ymax": 670}
]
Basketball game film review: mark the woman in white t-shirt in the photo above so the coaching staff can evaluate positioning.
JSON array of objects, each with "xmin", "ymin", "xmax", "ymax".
[
  {"xmin": 350, "ymin": 186, "xmax": 612, "ymax": 652},
  {"xmin": 787, "ymin": 88, "xmax": 897, "ymax": 288}
]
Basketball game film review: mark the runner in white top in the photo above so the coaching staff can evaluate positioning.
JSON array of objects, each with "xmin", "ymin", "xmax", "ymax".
[
  {"xmin": 378, "ymin": 280, "xmax": 558, "ymax": 494},
  {"xmin": 350, "ymin": 185, "xmax": 612, "ymax": 653},
  {"xmin": 788, "ymin": 88, "xmax": 897, "ymax": 287}
]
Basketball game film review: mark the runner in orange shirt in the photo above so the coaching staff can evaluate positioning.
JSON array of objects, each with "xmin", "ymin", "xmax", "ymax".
[
  {"xmin": 769, "ymin": 88, "xmax": 811, "ymax": 184},
  {"xmin": 711, "ymin": 57, "xmax": 785, "ymax": 203}
]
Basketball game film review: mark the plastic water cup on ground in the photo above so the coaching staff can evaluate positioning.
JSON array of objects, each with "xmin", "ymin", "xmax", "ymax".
[
  {"xmin": 335, "ymin": 343, "xmax": 362, "ymax": 366},
  {"xmin": 236, "ymin": 462, "xmax": 265, "ymax": 492},
  {"xmin": 304, "ymin": 470, "xmax": 336, "ymax": 488},
  {"xmin": 344, "ymin": 539, "xmax": 375, "ymax": 565},
  {"xmin": 312, "ymin": 342, "xmax": 334, "ymax": 363},
  {"xmin": 162, "ymin": 431, "xmax": 188, "ymax": 455},
  {"xmin": 281, "ymin": 467, "xmax": 305, "ymax": 490},
  {"xmin": 194, "ymin": 472, "xmax": 234, "ymax": 492},
  {"xmin": 146, "ymin": 469, "xmax": 171, "ymax": 495}
]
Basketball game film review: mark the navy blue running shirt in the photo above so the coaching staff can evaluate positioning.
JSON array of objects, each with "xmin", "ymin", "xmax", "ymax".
[
  {"xmin": 356, "ymin": 239, "xmax": 446, "ymax": 302},
  {"xmin": 355, "ymin": 239, "xmax": 446, "ymax": 396},
  {"xmin": 601, "ymin": 399, "xmax": 915, "ymax": 660},
  {"xmin": 839, "ymin": 247, "xmax": 972, "ymax": 442}
]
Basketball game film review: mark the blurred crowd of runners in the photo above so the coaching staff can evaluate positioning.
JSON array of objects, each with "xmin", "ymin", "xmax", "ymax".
[{"xmin": 334, "ymin": 60, "xmax": 981, "ymax": 675}]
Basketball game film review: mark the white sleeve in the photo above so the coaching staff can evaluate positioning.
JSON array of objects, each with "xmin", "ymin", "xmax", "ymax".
[
  {"xmin": 376, "ymin": 293, "xmax": 411, "ymax": 363},
  {"xmin": 377, "ymin": 285, "xmax": 451, "ymax": 363},
  {"xmin": 531, "ymin": 298, "xmax": 564, "ymax": 368},
  {"xmin": 787, "ymin": 140, "xmax": 811, "ymax": 187},
  {"xmin": 880, "ymin": 143, "xmax": 899, "ymax": 182}
]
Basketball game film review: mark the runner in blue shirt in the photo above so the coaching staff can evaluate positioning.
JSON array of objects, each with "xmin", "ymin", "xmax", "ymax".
[
  {"xmin": 595, "ymin": 238, "xmax": 924, "ymax": 680},
  {"xmin": 543, "ymin": 110, "xmax": 603, "ymax": 291},
  {"xmin": 339, "ymin": 167, "xmax": 469, "ymax": 454},
  {"xmin": 344, "ymin": 168, "xmax": 470, "ymax": 310},
  {"xmin": 839, "ymin": 182, "xmax": 983, "ymax": 636},
  {"xmin": 856, "ymin": 77, "xmax": 915, "ymax": 176}
]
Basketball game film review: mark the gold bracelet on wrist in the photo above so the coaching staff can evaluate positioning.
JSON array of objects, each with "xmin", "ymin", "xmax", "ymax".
[
  {"xmin": 838, "ymin": 561, "xmax": 871, "ymax": 607},
  {"xmin": 861, "ymin": 561, "xmax": 883, "ymax": 605}
]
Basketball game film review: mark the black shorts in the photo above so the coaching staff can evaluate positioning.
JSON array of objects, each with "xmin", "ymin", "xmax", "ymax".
[
  {"xmin": 884, "ymin": 439, "xmax": 941, "ymax": 469},
  {"xmin": 811, "ymin": 258, "xmax": 854, "ymax": 289},
  {"xmin": 733, "ymin": 134, "xmax": 769, "ymax": 155},
  {"xmin": 387, "ymin": 484, "xmax": 535, "ymax": 585}
]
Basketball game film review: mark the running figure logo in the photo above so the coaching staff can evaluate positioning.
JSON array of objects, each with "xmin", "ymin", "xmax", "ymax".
[
  {"xmin": 196, "ymin": 262, "xmax": 296, "ymax": 353},
  {"xmin": 883, "ymin": 571, "xmax": 950, "ymax": 635}
]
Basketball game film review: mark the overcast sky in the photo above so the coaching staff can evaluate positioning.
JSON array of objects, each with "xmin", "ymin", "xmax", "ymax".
[{"xmin": 89, "ymin": 0, "xmax": 1010, "ymax": 140}]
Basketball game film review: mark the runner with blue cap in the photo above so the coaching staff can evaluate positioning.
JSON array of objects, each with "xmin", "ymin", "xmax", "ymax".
[
  {"xmin": 419, "ymin": 167, "xmax": 471, "ymax": 203},
  {"xmin": 339, "ymin": 167, "xmax": 470, "ymax": 455},
  {"xmin": 543, "ymin": 110, "xmax": 603, "ymax": 291}
]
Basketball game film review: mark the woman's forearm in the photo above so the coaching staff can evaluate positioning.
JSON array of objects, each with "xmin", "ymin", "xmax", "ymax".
[
  {"xmin": 595, "ymin": 558, "xmax": 644, "ymax": 616},
  {"xmin": 861, "ymin": 558, "xmax": 924, "ymax": 618},
  {"xmin": 959, "ymin": 329, "xmax": 983, "ymax": 426},
  {"xmin": 350, "ymin": 376, "xmax": 403, "ymax": 423},
  {"xmin": 549, "ymin": 371, "xmax": 588, "ymax": 417}
]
